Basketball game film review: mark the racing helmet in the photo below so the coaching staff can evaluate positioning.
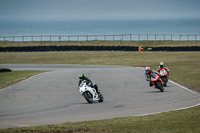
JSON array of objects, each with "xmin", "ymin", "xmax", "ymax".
[
  {"xmin": 79, "ymin": 73, "xmax": 85, "ymax": 81},
  {"xmin": 145, "ymin": 66, "xmax": 151, "ymax": 74},
  {"xmin": 160, "ymin": 62, "xmax": 164, "ymax": 68}
]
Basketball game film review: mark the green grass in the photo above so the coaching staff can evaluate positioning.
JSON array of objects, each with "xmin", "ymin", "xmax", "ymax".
[
  {"xmin": 0, "ymin": 47, "xmax": 200, "ymax": 132},
  {"xmin": 0, "ymin": 105, "xmax": 199, "ymax": 133},
  {"xmin": 1, "ymin": 40, "xmax": 200, "ymax": 47},
  {"xmin": 0, "ymin": 70, "xmax": 46, "ymax": 90},
  {"xmin": 0, "ymin": 51, "xmax": 200, "ymax": 92}
]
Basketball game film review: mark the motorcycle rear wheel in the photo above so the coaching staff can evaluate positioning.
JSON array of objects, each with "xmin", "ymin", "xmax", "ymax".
[
  {"xmin": 98, "ymin": 94, "xmax": 104, "ymax": 102},
  {"xmin": 162, "ymin": 77, "xmax": 168, "ymax": 87}
]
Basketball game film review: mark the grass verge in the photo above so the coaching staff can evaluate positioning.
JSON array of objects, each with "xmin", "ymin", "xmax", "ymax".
[
  {"xmin": 0, "ymin": 105, "xmax": 199, "ymax": 133},
  {"xmin": 0, "ymin": 70, "xmax": 46, "ymax": 90},
  {"xmin": 0, "ymin": 51, "xmax": 200, "ymax": 132},
  {"xmin": 0, "ymin": 51, "xmax": 200, "ymax": 92},
  {"xmin": 1, "ymin": 40, "xmax": 200, "ymax": 47}
]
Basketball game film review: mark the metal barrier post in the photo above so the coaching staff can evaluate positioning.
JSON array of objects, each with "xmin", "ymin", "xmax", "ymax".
[
  {"xmin": 1, "ymin": 34, "xmax": 200, "ymax": 42},
  {"xmin": 138, "ymin": 34, "xmax": 140, "ymax": 41}
]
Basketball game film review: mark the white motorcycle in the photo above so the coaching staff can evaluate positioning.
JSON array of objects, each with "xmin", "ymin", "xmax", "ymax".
[
  {"xmin": 159, "ymin": 69, "xmax": 169, "ymax": 87},
  {"xmin": 79, "ymin": 80, "xmax": 104, "ymax": 103}
]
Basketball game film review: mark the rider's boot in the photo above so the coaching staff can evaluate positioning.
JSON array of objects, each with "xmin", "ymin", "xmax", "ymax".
[
  {"xmin": 149, "ymin": 81, "xmax": 153, "ymax": 87},
  {"xmin": 96, "ymin": 87, "xmax": 102, "ymax": 95},
  {"xmin": 97, "ymin": 88, "xmax": 102, "ymax": 96},
  {"xmin": 94, "ymin": 83, "xmax": 101, "ymax": 97}
]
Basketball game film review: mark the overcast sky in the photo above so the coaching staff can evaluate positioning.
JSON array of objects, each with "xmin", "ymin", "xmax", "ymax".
[{"xmin": 0, "ymin": 0, "xmax": 200, "ymax": 20}]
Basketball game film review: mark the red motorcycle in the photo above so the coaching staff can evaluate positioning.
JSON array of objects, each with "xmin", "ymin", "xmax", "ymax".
[
  {"xmin": 159, "ymin": 69, "xmax": 168, "ymax": 87},
  {"xmin": 150, "ymin": 73, "xmax": 164, "ymax": 92}
]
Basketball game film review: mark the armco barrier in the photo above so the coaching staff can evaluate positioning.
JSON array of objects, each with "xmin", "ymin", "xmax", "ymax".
[{"xmin": 0, "ymin": 46, "xmax": 200, "ymax": 52}]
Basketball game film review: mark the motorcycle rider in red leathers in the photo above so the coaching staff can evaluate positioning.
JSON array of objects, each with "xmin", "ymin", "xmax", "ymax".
[
  {"xmin": 157, "ymin": 62, "xmax": 169, "ymax": 75},
  {"xmin": 145, "ymin": 66, "xmax": 161, "ymax": 87}
]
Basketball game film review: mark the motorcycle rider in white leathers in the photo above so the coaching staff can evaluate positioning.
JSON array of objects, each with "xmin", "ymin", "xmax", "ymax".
[{"xmin": 78, "ymin": 73, "xmax": 101, "ymax": 95}]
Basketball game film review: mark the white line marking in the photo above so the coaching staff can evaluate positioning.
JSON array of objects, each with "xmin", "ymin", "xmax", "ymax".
[
  {"xmin": 0, "ymin": 72, "xmax": 48, "ymax": 92},
  {"xmin": 1, "ymin": 67, "xmax": 199, "ymax": 119},
  {"xmin": 136, "ymin": 67, "xmax": 200, "ymax": 116},
  {"xmin": 169, "ymin": 80, "xmax": 200, "ymax": 95},
  {"xmin": 135, "ymin": 103, "xmax": 200, "ymax": 117}
]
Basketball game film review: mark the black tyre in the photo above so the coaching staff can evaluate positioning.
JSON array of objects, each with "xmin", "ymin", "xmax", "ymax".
[
  {"xmin": 98, "ymin": 94, "xmax": 104, "ymax": 102},
  {"xmin": 162, "ymin": 77, "xmax": 168, "ymax": 87},
  {"xmin": 83, "ymin": 92, "xmax": 93, "ymax": 103},
  {"xmin": 156, "ymin": 81, "xmax": 164, "ymax": 92}
]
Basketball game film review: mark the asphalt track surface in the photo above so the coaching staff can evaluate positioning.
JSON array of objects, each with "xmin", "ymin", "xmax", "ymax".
[{"xmin": 0, "ymin": 64, "xmax": 200, "ymax": 129}]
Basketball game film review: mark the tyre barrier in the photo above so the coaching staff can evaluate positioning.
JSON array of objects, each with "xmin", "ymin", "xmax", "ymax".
[
  {"xmin": 151, "ymin": 46, "xmax": 200, "ymax": 51},
  {"xmin": 0, "ymin": 46, "xmax": 139, "ymax": 52},
  {"xmin": 0, "ymin": 46, "xmax": 199, "ymax": 52},
  {"xmin": 0, "ymin": 68, "xmax": 12, "ymax": 73}
]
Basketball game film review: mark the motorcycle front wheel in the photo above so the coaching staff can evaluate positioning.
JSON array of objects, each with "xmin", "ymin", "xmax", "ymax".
[
  {"xmin": 155, "ymin": 81, "xmax": 164, "ymax": 92},
  {"xmin": 83, "ymin": 92, "xmax": 93, "ymax": 103}
]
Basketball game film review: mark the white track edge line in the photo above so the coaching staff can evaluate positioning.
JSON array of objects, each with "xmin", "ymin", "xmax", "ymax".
[
  {"xmin": 1, "ymin": 68, "xmax": 199, "ymax": 118},
  {"xmin": 169, "ymin": 80, "xmax": 200, "ymax": 95},
  {"xmin": 136, "ymin": 67, "xmax": 200, "ymax": 116},
  {"xmin": 134, "ymin": 103, "xmax": 200, "ymax": 117},
  {"xmin": 0, "ymin": 72, "xmax": 49, "ymax": 92}
]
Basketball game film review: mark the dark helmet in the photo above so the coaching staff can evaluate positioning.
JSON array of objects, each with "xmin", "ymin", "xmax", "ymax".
[
  {"xmin": 79, "ymin": 73, "xmax": 85, "ymax": 81},
  {"xmin": 145, "ymin": 66, "xmax": 151, "ymax": 74},
  {"xmin": 160, "ymin": 62, "xmax": 164, "ymax": 68}
]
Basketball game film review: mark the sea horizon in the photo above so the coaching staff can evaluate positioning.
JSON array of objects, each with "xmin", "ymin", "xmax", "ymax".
[{"xmin": 0, "ymin": 17, "xmax": 200, "ymax": 41}]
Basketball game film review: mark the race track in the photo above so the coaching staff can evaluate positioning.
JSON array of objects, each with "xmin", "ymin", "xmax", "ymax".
[{"xmin": 0, "ymin": 64, "xmax": 200, "ymax": 128}]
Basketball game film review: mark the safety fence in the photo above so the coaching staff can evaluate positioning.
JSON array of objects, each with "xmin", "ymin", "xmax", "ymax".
[
  {"xmin": 0, "ymin": 45, "xmax": 199, "ymax": 52},
  {"xmin": 0, "ymin": 34, "xmax": 200, "ymax": 42}
]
